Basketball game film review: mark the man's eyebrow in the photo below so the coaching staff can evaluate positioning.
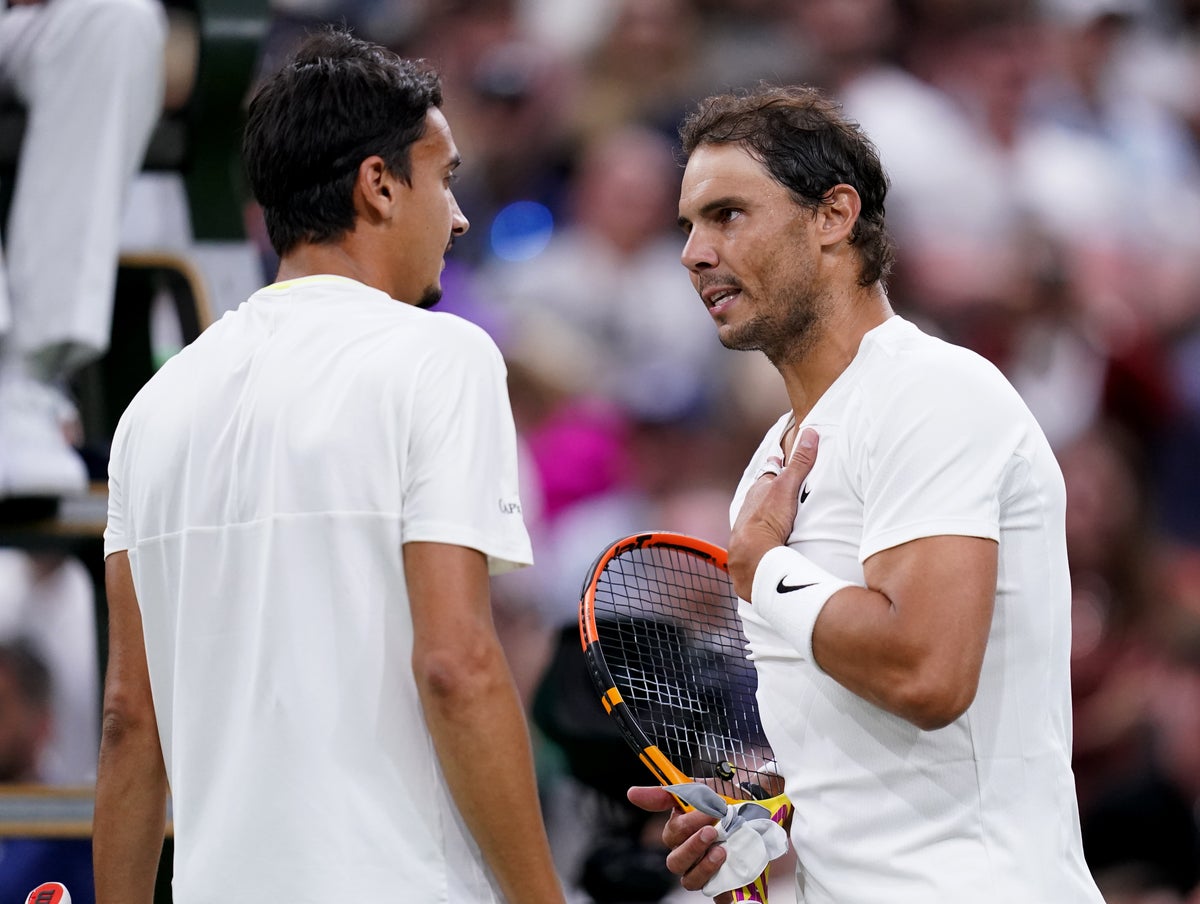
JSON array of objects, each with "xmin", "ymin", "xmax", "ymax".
[{"xmin": 677, "ymin": 195, "xmax": 744, "ymax": 230}]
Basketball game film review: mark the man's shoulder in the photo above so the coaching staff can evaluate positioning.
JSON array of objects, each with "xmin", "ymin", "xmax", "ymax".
[
  {"xmin": 870, "ymin": 318, "xmax": 1006, "ymax": 383},
  {"xmin": 412, "ymin": 308, "xmax": 501, "ymax": 348},
  {"xmin": 854, "ymin": 318, "xmax": 1024, "ymax": 419},
  {"xmin": 260, "ymin": 286, "xmax": 505, "ymax": 368}
]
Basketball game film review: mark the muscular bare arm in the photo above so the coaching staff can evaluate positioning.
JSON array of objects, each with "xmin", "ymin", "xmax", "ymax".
[
  {"xmin": 814, "ymin": 535, "xmax": 996, "ymax": 728},
  {"xmin": 94, "ymin": 551, "xmax": 168, "ymax": 904},
  {"xmin": 729, "ymin": 429, "xmax": 997, "ymax": 730},
  {"xmin": 404, "ymin": 541, "xmax": 565, "ymax": 904}
]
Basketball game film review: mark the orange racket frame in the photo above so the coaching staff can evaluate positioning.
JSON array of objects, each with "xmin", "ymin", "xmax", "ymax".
[{"xmin": 577, "ymin": 531, "xmax": 792, "ymax": 903}]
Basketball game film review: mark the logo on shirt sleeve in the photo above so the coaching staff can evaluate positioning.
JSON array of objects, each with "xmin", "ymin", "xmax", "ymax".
[{"xmin": 498, "ymin": 497, "xmax": 522, "ymax": 515}]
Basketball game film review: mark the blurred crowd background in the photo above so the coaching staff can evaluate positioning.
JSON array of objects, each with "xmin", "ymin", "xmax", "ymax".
[{"xmin": 3, "ymin": 0, "xmax": 1200, "ymax": 901}]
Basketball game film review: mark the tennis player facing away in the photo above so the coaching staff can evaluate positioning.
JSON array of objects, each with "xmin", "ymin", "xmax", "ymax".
[
  {"xmin": 93, "ymin": 29, "xmax": 565, "ymax": 904},
  {"xmin": 630, "ymin": 85, "xmax": 1105, "ymax": 904}
]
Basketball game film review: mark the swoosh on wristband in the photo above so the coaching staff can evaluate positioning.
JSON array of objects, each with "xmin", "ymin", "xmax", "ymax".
[{"xmin": 776, "ymin": 578, "xmax": 817, "ymax": 593}]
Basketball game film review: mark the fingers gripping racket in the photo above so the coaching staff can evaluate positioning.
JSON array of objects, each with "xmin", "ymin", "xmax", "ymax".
[{"xmin": 578, "ymin": 532, "xmax": 792, "ymax": 903}]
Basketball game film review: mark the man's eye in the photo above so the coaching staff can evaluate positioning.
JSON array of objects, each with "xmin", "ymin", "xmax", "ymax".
[{"xmin": 718, "ymin": 209, "xmax": 741, "ymax": 223}]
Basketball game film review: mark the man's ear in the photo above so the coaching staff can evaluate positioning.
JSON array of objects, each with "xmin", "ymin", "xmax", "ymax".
[
  {"xmin": 354, "ymin": 155, "xmax": 400, "ymax": 223},
  {"xmin": 816, "ymin": 184, "xmax": 861, "ymax": 249}
]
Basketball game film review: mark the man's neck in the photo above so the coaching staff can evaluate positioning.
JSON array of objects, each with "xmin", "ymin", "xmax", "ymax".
[
  {"xmin": 274, "ymin": 242, "xmax": 381, "ymax": 294},
  {"xmin": 777, "ymin": 284, "xmax": 893, "ymax": 424}
]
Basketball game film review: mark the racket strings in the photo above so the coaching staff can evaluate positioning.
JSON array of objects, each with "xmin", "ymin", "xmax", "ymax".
[{"xmin": 593, "ymin": 544, "xmax": 775, "ymax": 791}]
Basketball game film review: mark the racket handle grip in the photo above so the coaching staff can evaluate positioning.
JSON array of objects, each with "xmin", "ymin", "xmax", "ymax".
[{"xmin": 730, "ymin": 871, "xmax": 770, "ymax": 902}]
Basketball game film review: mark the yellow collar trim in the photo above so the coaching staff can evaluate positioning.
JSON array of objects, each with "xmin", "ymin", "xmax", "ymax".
[{"xmin": 264, "ymin": 274, "xmax": 361, "ymax": 291}]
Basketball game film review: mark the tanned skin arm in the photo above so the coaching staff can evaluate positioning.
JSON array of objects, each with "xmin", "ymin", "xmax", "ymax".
[
  {"xmin": 94, "ymin": 551, "xmax": 168, "ymax": 904},
  {"xmin": 728, "ymin": 429, "xmax": 996, "ymax": 730},
  {"xmin": 405, "ymin": 541, "xmax": 565, "ymax": 904},
  {"xmin": 641, "ymin": 430, "xmax": 997, "ymax": 895}
]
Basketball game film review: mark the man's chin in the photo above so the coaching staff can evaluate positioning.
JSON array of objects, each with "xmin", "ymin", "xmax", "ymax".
[{"xmin": 717, "ymin": 323, "xmax": 755, "ymax": 352}]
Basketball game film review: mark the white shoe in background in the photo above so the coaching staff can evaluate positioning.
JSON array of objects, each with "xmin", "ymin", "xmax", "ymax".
[{"xmin": 0, "ymin": 368, "xmax": 88, "ymax": 499}]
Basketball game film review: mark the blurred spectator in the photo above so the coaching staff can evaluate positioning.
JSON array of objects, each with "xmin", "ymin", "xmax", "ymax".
[
  {"xmin": 0, "ymin": 0, "xmax": 166, "ymax": 502},
  {"xmin": 478, "ymin": 114, "xmax": 759, "ymax": 646},
  {"xmin": 841, "ymin": 0, "xmax": 1042, "ymax": 334},
  {"xmin": 1150, "ymin": 548, "xmax": 1200, "ymax": 816},
  {"xmin": 1062, "ymin": 422, "xmax": 1163, "ymax": 808},
  {"xmin": 483, "ymin": 124, "xmax": 724, "ymax": 425},
  {"xmin": 0, "ymin": 639, "xmax": 94, "ymax": 904},
  {"xmin": 0, "ymin": 639, "xmax": 52, "ymax": 783},
  {"xmin": 784, "ymin": 0, "xmax": 909, "ymax": 92},
  {"xmin": 433, "ymin": 37, "xmax": 575, "ymax": 268},
  {"xmin": 516, "ymin": 0, "xmax": 612, "ymax": 58},
  {"xmin": 1060, "ymin": 423, "xmax": 1200, "ymax": 901},
  {"xmin": 692, "ymin": 0, "xmax": 798, "ymax": 94},
  {"xmin": 1157, "ymin": 399, "xmax": 1200, "ymax": 546},
  {"xmin": 566, "ymin": 0, "xmax": 706, "ymax": 147},
  {"xmin": 0, "ymin": 550, "xmax": 98, "ymax": 785},
  {"xmin": 1023, "ymin": 0, "xmax": 1200, "ymax": 539},
  {"xmin": 1029, "ymin": 0, "xmax": 1200, "ymax": 343}
]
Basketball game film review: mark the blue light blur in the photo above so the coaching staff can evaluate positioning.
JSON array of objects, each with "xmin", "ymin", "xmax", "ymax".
[{"xmin": 489, "ymin": 200, "xmax": 554, "ymax": 262}]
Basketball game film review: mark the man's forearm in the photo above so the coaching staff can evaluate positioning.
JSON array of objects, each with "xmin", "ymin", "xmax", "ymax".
[
  {"xmin": 418, "ymin": 644, "xmax": 565, "ymax": 904},
  {"xmin": 93, "ymin": 717, "xmax": 169, "ymax": 904}
]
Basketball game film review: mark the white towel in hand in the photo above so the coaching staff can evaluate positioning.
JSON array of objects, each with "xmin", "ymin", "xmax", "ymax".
[
  {"xmin": 664, "ymin": 784, "xmax": 789, "ymax": 898},
  {"xmin": 701, "ymin": 800, "xmax": 789, "ymax": 897}
]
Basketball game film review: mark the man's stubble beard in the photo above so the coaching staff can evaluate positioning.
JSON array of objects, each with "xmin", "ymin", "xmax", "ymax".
[
  {"xmin": 718, "ymin": 283, "xmax": 824, "ymax": 367},
  {"xmin": 416, "ymin": 284, "xmax": 443, "ymax": 309}
]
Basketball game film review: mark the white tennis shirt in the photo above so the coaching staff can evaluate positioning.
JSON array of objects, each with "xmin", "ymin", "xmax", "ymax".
[
  {"xmin": 732, "ymin": 316, "xmax": 1102, "ymax": 903},
  {"xmin": 105, "ymin": 275, "xmax": 532, "ymax": 903}
]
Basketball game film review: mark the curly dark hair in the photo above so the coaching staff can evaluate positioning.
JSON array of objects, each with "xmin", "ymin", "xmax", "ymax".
[
  {"xmin": 679, "ymin": 84, "xmax": 895, "ymax": 287},
  {"xmin": 243, "ymin": 27, "xmax": 443, "ymax": 256}
]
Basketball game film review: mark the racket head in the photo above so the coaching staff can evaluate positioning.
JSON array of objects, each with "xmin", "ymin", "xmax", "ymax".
[{"xmin": 578, "ymin": 531, "xmax": 783, "ymax": 804}]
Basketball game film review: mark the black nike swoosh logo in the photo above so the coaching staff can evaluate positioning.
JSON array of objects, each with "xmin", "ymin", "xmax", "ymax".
[
  {"xmin": 800, "ymin": 484, "xmax": 811, "ymax": 503},
  {"xmin": 777, "ymin": 579, "xmax": 817, "ymax": 593}
]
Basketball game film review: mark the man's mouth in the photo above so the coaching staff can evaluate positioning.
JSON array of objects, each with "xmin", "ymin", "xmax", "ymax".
[{"xmin": 701, "ymin": 283, "xmax": 742, "ymax": 315}]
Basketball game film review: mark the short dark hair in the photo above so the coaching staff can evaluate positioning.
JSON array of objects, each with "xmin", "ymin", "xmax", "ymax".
[
  {"xmin": 243, "ymin": 28, "xmax": 443, "ymax": 256},
  {"xmin": 679, "ymin": 85, "xmax": 895, "ymax": 287}
]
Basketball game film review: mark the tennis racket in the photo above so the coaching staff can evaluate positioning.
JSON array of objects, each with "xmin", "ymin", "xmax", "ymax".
[
  {"xmin": 578, "ymin": 531, "xmax": 792, "ymax": 903},
  {"xmin": 25, "ymin": 884, "xmax": 72, "ymax": 904}
]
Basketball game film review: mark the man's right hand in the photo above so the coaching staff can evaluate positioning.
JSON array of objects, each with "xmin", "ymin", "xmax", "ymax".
[
  {"xmin": 628, "ymin": 785, "xmax": 735, "ymax": 903},
  {"xmin": 728, "ymin": 427, "xmax": 820, "ymax": 600}
]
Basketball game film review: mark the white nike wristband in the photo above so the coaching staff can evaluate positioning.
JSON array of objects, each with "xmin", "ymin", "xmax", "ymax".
[{"xmin": 750, "ymin": 546, "xmax": 855, "ymax": 663}]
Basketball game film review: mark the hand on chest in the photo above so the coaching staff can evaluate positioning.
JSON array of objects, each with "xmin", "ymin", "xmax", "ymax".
[{"xmin": 778, "ymin": 424, "xmax": 864, "ymax": 580}]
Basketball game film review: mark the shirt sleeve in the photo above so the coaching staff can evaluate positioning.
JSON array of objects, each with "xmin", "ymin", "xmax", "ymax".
[
  {"xmin": 855, "ymin": 349, "xmax": 1031, "ymax": 562},
  {"xmin": 399, "ymin": 322, "xmax": 533, "ymax": 574},
  {"xmin": 103, "ymin": 420, "xmax": 130, "ymax": 557}
]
